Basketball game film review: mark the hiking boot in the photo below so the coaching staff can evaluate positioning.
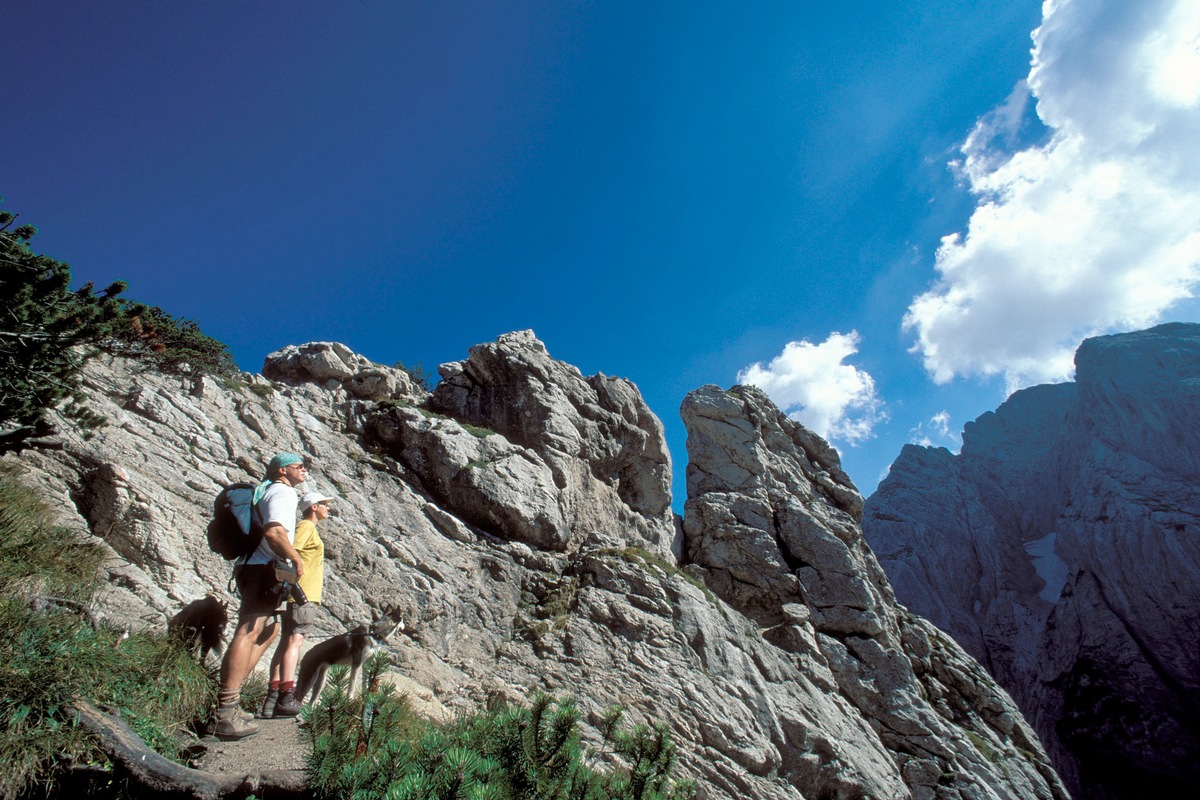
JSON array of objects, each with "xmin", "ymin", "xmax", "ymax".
[
  {"xmin": 273, "ymin": 690, "xmax": 302, "ymax": 718},
  {"xmin": 259, "ymin": 690, "xmax": 279, "ymax": 719},
  {"xmin": 212, "ymin": 704, "xmax": 260, "ymax": 741},
  {"xmin": 204, "ymin": 711, "xmax": 249, "ymax": 737}
]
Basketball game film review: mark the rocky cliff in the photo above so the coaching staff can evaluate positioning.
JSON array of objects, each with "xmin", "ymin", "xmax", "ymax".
[
  {"xmin": 10, "ymin": 330, "xmax": 1065, "ymax": 800},
  {"xmin": 863, "ymin": 323, "xmax": 1200, "ymax": 800}
]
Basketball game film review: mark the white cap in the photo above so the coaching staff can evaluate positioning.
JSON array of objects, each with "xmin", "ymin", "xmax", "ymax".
[{"xmin": 300, "ymin": 491, "xmax": 337, "ymax": 512}]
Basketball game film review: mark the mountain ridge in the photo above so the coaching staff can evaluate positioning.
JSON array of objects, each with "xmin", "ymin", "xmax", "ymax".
[
  {"xmin": 11, "ymin": 330, "xmax": 1066, "ymax": 799},
  {"xmin": 864, "ymin": 322, "xmax": 1200, "ymax": 800}
]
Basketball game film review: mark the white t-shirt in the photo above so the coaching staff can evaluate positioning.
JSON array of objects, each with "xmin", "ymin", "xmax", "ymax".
[{"xmin": 243, "ymin": 482, "xmax": 299, "ymax": 565}]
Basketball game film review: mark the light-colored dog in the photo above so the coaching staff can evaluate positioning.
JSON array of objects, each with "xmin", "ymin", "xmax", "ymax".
[{"xmin": 295, "ymin": 604, "xmax": 405, "ymax": 703}]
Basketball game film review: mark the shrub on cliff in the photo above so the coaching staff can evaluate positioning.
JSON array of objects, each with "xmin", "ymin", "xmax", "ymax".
[
  {"xmin": 305, "ymin": 657, "xmax": 697, "ymax": 800},
  {"xmin": 104, "ymin": 302, "xmax": 236, "ymax": 377},
  {"xmin": 0, "ymin": 203, "xmax": 234, "ymax": 450},
  {"xmin": 0, "ymin": 210, "xmax": 128, "ymax": 447}
]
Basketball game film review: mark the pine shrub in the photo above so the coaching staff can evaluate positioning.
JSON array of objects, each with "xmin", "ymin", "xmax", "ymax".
[
  {"xmin": 0, "ymin": 211, "xmax": 128, "ymax": 447},
  {"xmin": 1, "ymin": 203, "xmax": 236, "ymax": 450},
  {"xmin": 304, "ymin": 655, "xmax": 697, "ymax": 800},
  {"xmin": 105, "ymin": 303, "xmax": 236, "ymax": 377}
]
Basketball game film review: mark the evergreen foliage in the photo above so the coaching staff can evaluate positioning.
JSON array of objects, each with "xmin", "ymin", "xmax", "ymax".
[
  {"xmin": 0, "ymin": 202, "xmax": 235, "ymax": 450},
  {"xmin": 0, "ymin": 210, "xmax": 128, "ymax": 447},
  {"xmin": 105, "ymin": 302, "xmax": 237, "ymax": 377},
  {"xmin": 394, "ymin": 360, "xmax": 433, "ymax": 392},
  {"xmin": 0, "ymin": 465, "xmax": 214, "ymax": 800},
  {"xmin": 305, "ymin": 656, "xmax": 697, "ymax": 800}
]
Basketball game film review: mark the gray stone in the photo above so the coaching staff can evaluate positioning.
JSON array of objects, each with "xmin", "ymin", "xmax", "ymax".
[
  {"xmin": 864, "ymin": 322, "xmax": 1200, "ymax": 800},
  {"xmin": 263, "ymin": 341, "xmax": 426, "ymax": 402},
  {"xmin": 682, "ymin": 383, "xmax": 1066, "ymax": 800}
]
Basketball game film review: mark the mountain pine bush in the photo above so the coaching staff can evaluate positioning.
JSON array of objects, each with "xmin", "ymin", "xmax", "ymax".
[
  {"xmin": 304, "ymin": 655, "xmax": 697, "ymax": 800},
  {"xmin": 0, "ymin": 210, "xmax": 128, "ymax": 447},
  {"xmin": 1, "ymin": 202, "xmax": 235, "ymax": 451}
]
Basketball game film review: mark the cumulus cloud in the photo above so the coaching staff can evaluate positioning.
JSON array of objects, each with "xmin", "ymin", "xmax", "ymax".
[
  {"xmin": 905, "ymin": 0, "xmax": 1200, "ymax": 391},
  {"xmin": 738, "ymin": 332, "xmax": 886, "ymax": 444},
  {"xmin": 909, "ymin": 410, "xmax": 960, "ymax": 450}
]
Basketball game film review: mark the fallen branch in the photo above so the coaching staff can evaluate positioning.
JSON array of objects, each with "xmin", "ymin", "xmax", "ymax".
[{"xmin": 71, "ymin": 701, "xmax": 309, "ymax": 800}]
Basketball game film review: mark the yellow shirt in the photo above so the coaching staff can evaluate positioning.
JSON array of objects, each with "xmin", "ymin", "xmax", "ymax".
[{"xmin": 293, "ymin": 519, "xmax": 325, "ymax": 604}]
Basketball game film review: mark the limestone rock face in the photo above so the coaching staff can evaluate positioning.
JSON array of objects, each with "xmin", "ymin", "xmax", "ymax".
[
  {"xmin": 863, "ymin": 323, "xmax": 1200, "ymax": 800},
  {"xmin": 9, "ymin": 332, "xmax": 1065, "ymax": 800},
  {"xmin": 683, "ymin": 385, "xmax": 1065, "ymax": 800},
  {"xmin": 429, "ymin": 330, "xmax": 675, "ymax": 557},
  {"xmin": 263, "ymin": 341, "xmax": 427, "ymax": 402},
  {"xmin": 365, "ymin": 404, "xmax": 568, "ymax": 550}
]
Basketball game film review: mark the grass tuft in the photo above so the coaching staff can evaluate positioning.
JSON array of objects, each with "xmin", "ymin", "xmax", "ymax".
[
  {"xmin": 0, "ymin": 467, "xmax": 104, "ymax": 599},
  {"xmin": 598, "ymin": 547, "xmax": 716, "ymax": 603},
  {"xmin": 0, "ymin": 465, "xmax": 213, "ymax": 799}
]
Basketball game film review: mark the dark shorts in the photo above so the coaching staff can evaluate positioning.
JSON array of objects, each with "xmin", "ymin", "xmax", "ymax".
[
  {"xmin": 235, "ymin": 564, "xmax": 284, "ymax": 619},
  {"xmin": 282, "ymin": 602, "xmax": 317, "ymax": 636}
]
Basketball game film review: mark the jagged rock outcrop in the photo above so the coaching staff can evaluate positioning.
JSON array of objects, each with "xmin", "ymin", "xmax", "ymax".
[
  {"xmin": 864, "ymin": 323, "xmax": 1200, "ymax": 800},
  {"xmin": 683, "ymin": 385, "xmax": 1066, "ymax": 800},
  {"xmin": 263, "ymin": 341, "xmax": 427, "ymax": 402},
  {"xmin": 427, "ymin": 330, "xmax": 676, "ymax": 557},
  {"xmin": 10, "ymin": 333, "xmax": 1065, "ymax": 799}
]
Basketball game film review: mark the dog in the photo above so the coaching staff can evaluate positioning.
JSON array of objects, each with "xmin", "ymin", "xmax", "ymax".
[
  {"xmin": 168, "ymin": 596, "xmax": 229, "ymax": 663},
  {"xmin": 295, "ymin": 604, "xmax": 405, "ymax": 703}
]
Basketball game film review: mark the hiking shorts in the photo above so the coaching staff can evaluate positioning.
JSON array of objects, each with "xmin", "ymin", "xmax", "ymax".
[
  {"xmin": 234, "ymin": 564, "xmax": 285, "ymax": 619},
  {"xmin": 282, "ymin": 602, "xmax": 317, "ymax": 636}
]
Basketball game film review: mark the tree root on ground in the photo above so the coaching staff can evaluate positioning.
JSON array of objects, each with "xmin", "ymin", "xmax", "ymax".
[{"xmin": 71, "ymin": 701, "xmax": 310, "ymax": 799}]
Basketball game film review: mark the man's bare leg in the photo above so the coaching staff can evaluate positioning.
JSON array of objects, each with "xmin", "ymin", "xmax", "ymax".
[
  {"xmin": 220, "ymin": 615, "xmax": 278, "ymax": 690},
  {"xmin": 213, "ymin": 615, "xmax": 278, "ymax": 740}
]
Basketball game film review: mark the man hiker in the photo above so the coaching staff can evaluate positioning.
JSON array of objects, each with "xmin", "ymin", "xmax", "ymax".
[
  {"xmin": 261, "ymin": 490, "xmax": 334, "ymax": 718},
  {"xmin": 210, "ymin": 452, "xmax": 308, "ymax": 741}
]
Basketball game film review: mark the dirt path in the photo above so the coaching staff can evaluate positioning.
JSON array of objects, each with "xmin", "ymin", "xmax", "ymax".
[{"xmin": 194, "ymin": 716, "xmax": 310, "ymax": 776}]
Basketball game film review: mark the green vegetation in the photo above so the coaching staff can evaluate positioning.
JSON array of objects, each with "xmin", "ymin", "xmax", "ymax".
[
  {"xmin": 462, "ymin": 422, "xmax": 496, "ymax": 439},
  {"xmin": 0, "ymin": 465, "xmax": 213, "ymax": 800},
  {"xmin": 394, "ymin": 360, "xmax": 433, "ymax": 392},
  {"xmin": 596, "ymin": 548, "xmax": 715, "ymax": 603},
  {"xmin": 0, "ymin": 210, "xmax": 128, "ymax": 447},
  {"xmin": 246, "ymin": 381, "xmax": 274, "ymax": 398},
  {"xmin": 305, "ymin": 656, "xmax": 696, "ymax": 800},
  {"xmin": 105, "ymin": 302, "xmax": 236, "ymax": 376},
  {"xmin": 0, "ymin": 467, "xmax": 104, "ymax": 593},
  {"xmin": 965, "ymin": 730, "xmax": 1001, "ymax": 763},
  {"xmin": 1, "ymin": 203, "xmax": 235, "ymax": 451},
  {"xmin": 515, "ymin": 576, "xmax": 579, "ymax": 644}
]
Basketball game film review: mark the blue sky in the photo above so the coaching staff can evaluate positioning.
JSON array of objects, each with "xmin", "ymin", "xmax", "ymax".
[{"xmin": 6, "ymin": 1, "xmax": 1199, "ymax": 504}]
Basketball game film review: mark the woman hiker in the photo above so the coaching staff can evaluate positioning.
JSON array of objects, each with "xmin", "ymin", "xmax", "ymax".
[{"xmin": 261, "ymin": 490, "xmax": 334, "ymax": 718}]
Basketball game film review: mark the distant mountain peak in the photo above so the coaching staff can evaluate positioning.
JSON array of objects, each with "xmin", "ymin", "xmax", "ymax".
[{"xmin": 865, "ymin": 322, "xmax": 1200, "ymax": 800}]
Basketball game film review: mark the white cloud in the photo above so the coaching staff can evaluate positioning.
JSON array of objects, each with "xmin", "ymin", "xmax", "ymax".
[
  {"xmin": 905, "ymin": 0, "xmax": 1200, "ymax": 392},
  {"xmin": 909, "ymin": 410, "xmax": 960, "ymax": 450},
  {"xmin": 737, "ymin": 331, "xmax": 886, "ymax": 444}
]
